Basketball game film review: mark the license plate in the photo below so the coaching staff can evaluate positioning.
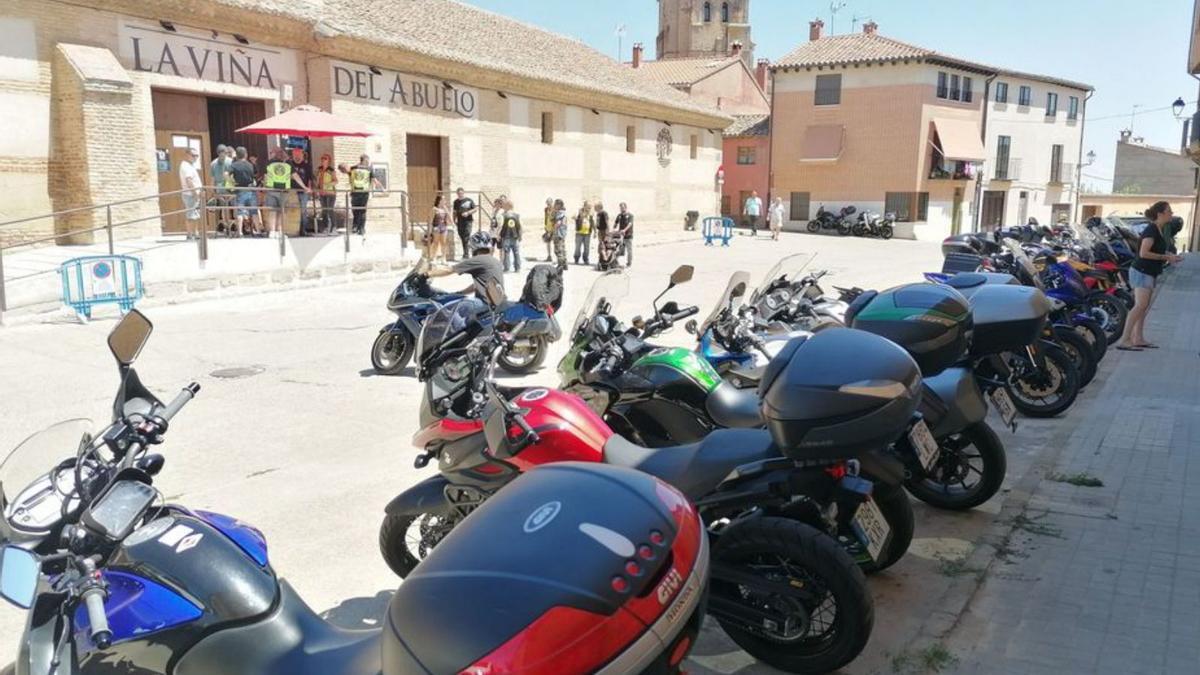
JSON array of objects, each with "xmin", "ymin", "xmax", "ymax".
[
  {"xmin": 990, "ymin": 388, "xmax": 1018, "ymax": 431},
  {"xmin": 851, "ymin": 497, "xmax": 891, "ymax": 563},
  {"xmin": 908, "ymin": 419, "xmax": 940, "ymax": 471}
]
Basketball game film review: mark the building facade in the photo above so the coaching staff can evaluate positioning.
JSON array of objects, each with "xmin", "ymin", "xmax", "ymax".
[
  {"xmin": 769, "ymin": 21, "xmax": 1090, "ymax": 240},
  {"xmin": 0, "ymin": 0, "xmax": 728, "ymax": 246},
  {"xmin": 1113, "ymin": 131, "xmax": 1197, "ymax": 195},
  {"xmin": 656, "ymin": 0, "xmax": 754, "ymax": 67},
  {"xmin": 720, "ymin": 115, "xmax": 770, "ymax": 218}
]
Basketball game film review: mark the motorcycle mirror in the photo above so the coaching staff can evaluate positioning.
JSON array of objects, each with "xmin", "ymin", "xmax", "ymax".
[
  {"xmin": 108, "ymin": 310, "xmax": 153, "ymax": 367},
  {"xmin": 669, "ymin": 265, "xmax": 694, "ymax": 286},
  {"xmin": 684, "ymin": 319, "xmax": 698, "ymax": 335},
  {"xmin": 730, "ymin": 282, "xmax": 747, "ymax": 299},
  {"xmin": 0, "ymin": 545, "xmax": 39, "ymax": 609}
]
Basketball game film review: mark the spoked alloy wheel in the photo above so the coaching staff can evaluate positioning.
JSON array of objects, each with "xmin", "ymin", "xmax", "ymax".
[
  {"xmin": 379, "ymin": 511, "xmax": 460, "ymax": 578},
  {"xmin": 1004, "ymin": 345, "xmax": 1079, "ymax": 417},
  {"xmin": 496, "ymin": 336, "xmax": 547, "ymax": 374},
  {"xmin": 371, "ymin": 330, "xmax": 413, "ymax": 375},
  {"xmin": 1073, "ymin": 318, "xmax": 1107, "ymax": 362},
  {"xmin": 905, "ymin": 422, "xmax": 1007, "ymax": 511},
  {"xmin": 713, "ymin": 517, "xmax": 873, "ymax": 674},
  {"xmin": 1086, "ymin": 294, "xmax": 1128, "ymax": 345}
]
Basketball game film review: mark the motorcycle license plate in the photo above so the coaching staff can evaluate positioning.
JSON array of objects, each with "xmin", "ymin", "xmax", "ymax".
[
  {"xmin": 852, "ymin": 498, "xmax": 891, "ymax": 563},
  {"xmin": 990, "ymin": 388, "xmax": 1018, "ymax": 431},
  {"xmin": 909, "ymin": 419, "xmax": 940, "ymax": 472}
]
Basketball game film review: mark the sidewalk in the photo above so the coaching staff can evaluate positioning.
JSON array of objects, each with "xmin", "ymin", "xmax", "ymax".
[{"xmin": 934, "ymin": 258, "xmax": 1200, "ymax": 674}]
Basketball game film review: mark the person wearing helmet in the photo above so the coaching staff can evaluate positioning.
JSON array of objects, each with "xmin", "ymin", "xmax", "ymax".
[{"xmin": 427, "ymin": 230, "xmax": 506, "ymax": 303}]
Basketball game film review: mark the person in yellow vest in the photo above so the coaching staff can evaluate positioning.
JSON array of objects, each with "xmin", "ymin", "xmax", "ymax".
[
  {"xmin": 314, "ymin": 153, "xmax": 339, "ymax": 234},
  {"xmin": 340, "ymin": 154, "xmax": 381, "ymax": 237},
  {"xmin": 263, "ymin": 147, "xmax": 306, "ymax": 239}
]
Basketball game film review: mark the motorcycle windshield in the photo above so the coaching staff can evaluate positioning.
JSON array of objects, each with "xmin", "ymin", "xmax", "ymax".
[
  {"xmin": 1001, "ymin": 238, "xmax": 1045, "ymax": 290},
  {"xmin": 1073, "ymin": 225, "xmax": 1117, "ymax": 261},
  {"xmin": 572, "ymin": 270, "xmax": 630, "ymax": 337},
  {"xmin": 750, "ymin": 253, "xmax": 817, "ymax": 304},
  {"xmin": 0, "ymin": 419, "xmax": 93, "ymax": 538},
  {"xmin": 700, "ymin": 271, "xmax": 751, "ymax": 334},
  {"xmin": 416, "ymin": 298, "xmax": 490, "ymax": 367}
]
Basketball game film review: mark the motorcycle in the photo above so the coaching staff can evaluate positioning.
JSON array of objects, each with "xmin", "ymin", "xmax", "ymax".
[
  {"xmin": 745, "ymin": 254, "xmax": 847, "ymax": 331},
  {"xmin": 0, "ymin": 311, "xmax": 708, "ymax": 675},
  {"xmin": 851, "ymin": 211, "xmax": 896, "ymax": 240},
  {"xmin": 806, "ymin": 205, "xmax": 854, "ymax": 236},
  {"xmin": 380, "ymin": 288, "xmax": 917, "ymax": 673}
]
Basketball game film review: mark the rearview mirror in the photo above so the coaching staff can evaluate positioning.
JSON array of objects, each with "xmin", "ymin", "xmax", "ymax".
[
  {"xmin": 108, "ymin": 310, "xmax": 153, "ymax": 366},
  {"xmin": 669, "ymin": 265, "xmax": 694, "ymax": 286},
  {"xmin": 730, "ymin": 282, "xmax": 747, "ymax": 299},
  {"xmin": 0, "ymin": 546, "xmax": 39, "ymax": 609},
  {"xmin": 684, "ymin": 319, "xmax": 698, "ymax": 335}
]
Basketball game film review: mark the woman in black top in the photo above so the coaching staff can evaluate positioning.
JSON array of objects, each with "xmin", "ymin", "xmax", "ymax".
[{"xmin": 1115, "ymin": 201, "xmax": 1184, "ymax": 351}]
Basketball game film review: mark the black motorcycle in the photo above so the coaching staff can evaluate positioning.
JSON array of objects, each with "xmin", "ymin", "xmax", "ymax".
[
  {"xmin": 851, "ymin": 211, "xmax": 896, "ymax": 239},
  {"xmin": 807, "ymin": 205, "xmax": 854, "ymax": 236}
]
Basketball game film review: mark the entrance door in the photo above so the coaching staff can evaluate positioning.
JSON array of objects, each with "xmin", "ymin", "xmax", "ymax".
[
  {"xmin": 406, "ymin": 135, "xmax": 443, "ymax": 232},
  {"xmin": 154, "ymin": 131, "xmax": 209, "ymax": 235},
  {"xmin": 981, "ymin": 191, "xmax": 1006, "ymax": 230}
]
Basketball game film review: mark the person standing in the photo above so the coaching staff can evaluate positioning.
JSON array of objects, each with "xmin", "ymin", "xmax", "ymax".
[
  {"xmin": 614, "ymin": 202, "xmax": 634, "ymax": 268},
  {"xmin": 542, "ymin": 198, "xmax": 555, "ymax": 262},
  {"xmin": 552, "ymin": 198, "xmax": 569, "ymax": 271},
  {"xmin": 229, "ymin": 146, "xmax": 261, "ymax": 236},
  {"xmin": 178, "ymin": 147, "xmax": 203, "ymax": 240},
  {"xmin": 288, "ymin": 149, "xmax": 313, "ymax": 235},
  {"xmin": 263, "ymin": 148, "xmax": 295, "ymax": 238},
  {"xmin": 429, "ymin": 195, "xmax": 451, "ymax": 263},
  {"xmin": 1115, "ymin": 201, "xmax": 1184, "ymax": 351},
  {"xmin": 341, "ymin": 154, "xmax": 380, "ymax": 236},
  {"xmin": 209, "ymin": 145, "xmax": 233, "ymax": 232},
  {"xmin": 769, "ymin": 196, "xmax": 785, "ymax": 241},
  {"xmin": 573, "ymin": 201, "xmax": 594, "ymax": 266},
  {"xmin": 314, "ymin": 153, "xmax": 339, "ymax": 234},
  {"xmin": 498, "ymin": 197, "xmax": 523, "ymax": 273},
  {"xmin": 452, "ymin": 188, "xmax": 477, "ymax": 261},
  {"xmin": 744, "ymin": 190, "xmax": 763, "ymax": 236}
]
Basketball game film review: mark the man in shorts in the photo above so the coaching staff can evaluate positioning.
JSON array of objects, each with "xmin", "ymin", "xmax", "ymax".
[{"xmin": 229, "ymin": 146, "xmax": 261, "ymax": 236}]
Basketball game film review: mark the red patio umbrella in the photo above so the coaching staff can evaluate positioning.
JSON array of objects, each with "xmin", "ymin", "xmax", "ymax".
[{"xmin": 236, "ymin": 104, "xmax": 372, "ymax": 137}]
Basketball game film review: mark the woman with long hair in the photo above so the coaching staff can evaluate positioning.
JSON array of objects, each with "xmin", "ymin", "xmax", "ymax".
[
  {"xmin": 429, "ymin": 195, "xmax": 451, "ymax": 263},
  {"xmin": 1115, "ymin": 200, "xmax": 1184, "ymax": 351}
]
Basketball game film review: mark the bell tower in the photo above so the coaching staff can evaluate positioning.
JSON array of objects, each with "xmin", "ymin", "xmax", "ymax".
[{"xmin": 656, "ymin": 0, "xmax": 754, "ymax": 66}]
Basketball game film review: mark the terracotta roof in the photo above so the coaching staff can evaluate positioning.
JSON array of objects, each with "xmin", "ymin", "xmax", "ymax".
[
  {"xmin": 635, "ymin": 56, "xmax": 743, "ymax": 87},
  {"xmin": 774, "ymin": 32, "xmax": 1092, "ymax": 91},
  {"xmin": 725, "ymin": 114, "xmax": 770, "ymax": 137}
]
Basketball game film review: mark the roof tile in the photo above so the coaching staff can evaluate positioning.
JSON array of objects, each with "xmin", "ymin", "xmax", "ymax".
[{"xmin": 635, "ymin": 56, "xmax": 742, "ymax": 87}]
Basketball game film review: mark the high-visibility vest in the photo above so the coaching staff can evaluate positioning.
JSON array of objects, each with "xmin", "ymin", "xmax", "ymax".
[
  {"xmin": 266, "ymin": 161, "xmax": 292, "ymax": 189},
  {"xmin": 318, "ymin": 168, "xmax": 337, "ymax": 191},
  {"xmin": 223, "ymin": 162, "xmax": 234, "ymax": 189},
  {"xmin": 350, "ymin": 166, "xmax": 372, "ymax": 191}
]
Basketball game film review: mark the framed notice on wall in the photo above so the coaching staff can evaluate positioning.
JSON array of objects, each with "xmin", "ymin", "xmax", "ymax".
[
  {"xmin": 372, "ymin": 163, "xmax": 389, "ymax": 196},
  {"xmin": 156, "ymin": 149, "xmax": 169, "ymax": 173}
]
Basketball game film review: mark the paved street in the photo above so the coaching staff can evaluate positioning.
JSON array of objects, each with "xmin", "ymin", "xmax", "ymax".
[{"xmin": 0, "ymin": 232, "xmax": 1191, "ymax": 674}]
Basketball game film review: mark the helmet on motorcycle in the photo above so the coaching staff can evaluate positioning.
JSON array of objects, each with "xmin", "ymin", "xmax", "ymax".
[{"xmin": 468, "ymin": 231, "xmax": 493, "ymax": 254}]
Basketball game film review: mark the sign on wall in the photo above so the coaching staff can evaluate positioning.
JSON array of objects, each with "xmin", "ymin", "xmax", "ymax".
[
  {"xmin": 117, "ymin": 20, "xmax": 299, "ymax": 89},
  {"xmin": 329, "ymin": 60, "xmax": 478, "ymax": 120}
]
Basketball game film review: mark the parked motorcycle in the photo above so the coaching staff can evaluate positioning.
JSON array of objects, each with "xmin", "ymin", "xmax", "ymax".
[
  {"xmin": 746, "ymin": 254, "xmax": 847, "ymax": 331},
  {"xmin": 0, "ymin": 311, "xmax": 708, "ymax": 675},
  {"xmin": 807, "ymin": 205, "xmax": 854, "ymax": 236},
  {"xmin": 851, "ymin": 211, "xmax": 896, "ymax": 239}
]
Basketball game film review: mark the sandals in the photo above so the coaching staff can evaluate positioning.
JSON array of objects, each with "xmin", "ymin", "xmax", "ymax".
[
  {"xmin": 1114, "ymin": 345, "xmax": 1143, "ymax": 352},
  {"xmin": 1136, "ymin": 343, "xmax": 1160, "ymax": 349}
]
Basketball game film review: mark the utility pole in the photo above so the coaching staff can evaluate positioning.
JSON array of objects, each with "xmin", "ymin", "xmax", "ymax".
[{"xmin": 615, "ymin": 23, "xmax": 627, "ymax": 62}]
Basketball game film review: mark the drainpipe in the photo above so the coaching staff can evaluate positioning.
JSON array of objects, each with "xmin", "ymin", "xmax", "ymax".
[
  {"xmin": 766, "ymin": 66, "xmax": 777, "ymax": 220},
  {"xmin": 973, "ymin": 73, "xmax": 998, "ymax": 232},
  {"xmin": 1073, "ymin": 89, "xmax": 1094, "ymax": 224},
  {"xmin": 1191, "ymin": 74, "xmax": 1200, "ymax": 252}
]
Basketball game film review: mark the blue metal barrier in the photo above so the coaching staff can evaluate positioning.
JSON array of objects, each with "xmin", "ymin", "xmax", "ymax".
[
  {"xmin": 703, "ymin": 217, "xmax": 734, "ymax": 246},
  {"xmin": 60, "ymin": 255, "xmax": 144, "ymax": 321}
]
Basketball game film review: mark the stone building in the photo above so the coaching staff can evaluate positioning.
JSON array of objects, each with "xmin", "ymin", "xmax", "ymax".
[
  {"xmin": 1113, "ymin": 131, "xmax": 1197, "ymax": 196},
  {"xmin": 656, "ymin": 0, "xmax": 754, "ymax": 68},
  {"xmin": 0, "ymin": 0, "xmax": 729, "ymax": 246}
]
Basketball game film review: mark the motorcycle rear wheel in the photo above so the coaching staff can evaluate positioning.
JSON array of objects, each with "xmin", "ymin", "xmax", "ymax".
[
  {"xmin": 497, "ymin": 335, "xmax": 548, "ymax": 374},
  {"xmin": 1073, "ymin": 317, "xmax": 1107, "ymax": 362},
  {"xmin": 906, "ymin": 422, "xmax": 1006, "ymax": 511},
  {"xmin": 379, "ymin": 511, "xmax": 459, "ymax": 578},
  {"xmin": 371, "ymin": 330, "xmax": 414, "ymax": 376},
  {"xmin": 1053, "ymin": 327, "xmax": 1097, "ymax": 388},
  {"xmin": 1004, "ymin": 344, "xmax": 1079, "ymax": 418},
  {"xmin": 853, "ymin": 483, "xmax": 914, "ymax": 574},
  {"xmin": 837, "ymin": 222, "xmax": 852, "ymax": 236},
  {"xmin": 879, "ymin": 224, "xmax": 894, "ymax": 240},
  {"xmin": 806, "ymin": 221, "xmax": 821, "ymax": 233},
  {"xmin": 851, "ymin": 222, "xmax": 867, "ymax": 237},
  {"xmin": 713, "ymin": 517, "xmax": 873, "ymax": 674}
]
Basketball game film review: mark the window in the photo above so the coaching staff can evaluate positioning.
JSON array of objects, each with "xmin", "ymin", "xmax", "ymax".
[
  {"xmin": 736, "ymin": 146, "xmax": 756, "ymax": 165},
  {"xmin": 937, "ymin": 72, "xmax": 948, "ymax": 99},
  {"xmin": 814, "ymin": 74, "xmax": 841, "ymax": 106},
  {"xmin": 995, "ymin": 136, "xmax": 1011, "ymax": 179},
  {"xmin": 721, "ymin": 2, "xmax": 730, "ymax": 22},
  {"xmin": 963, "ymin": 76, "xmax": 973, "ymax": 103},
  {"xmin": 790, "ymin": 192, "xmax": 811, "ymax": 220},
  {"xmin": 1050, "ymin": 144, "xmax": 1064, "ymax": 183},
  {"xmin": 995, "ymin": 82, "xmax": 1009, "ymax": 104},
  {"xmin": 949, "ymin": 74, "xmax": 961, "ymax": 101},
  {"xmin": 702, "ymin": 2, "xmax": 711, "ymax": 22},
  {"xmin": 541, "ymin": 112, "xmax": 554, "ymax": 144},
  {"xmin": 1018, "ymin": 85, "xmax": 1031, "ymax": 106},
  {"xmin": 1068, "ymin": 96, "xmax": 1079, "ymax": 121},
  {"xmin": 885, "ymin": 192, "xmax": 929, "ymax": 222},
  {"xmin": 917, "ymin": 192, "xmax": 929, "ymax": 221},
  {"xmin": 690, "ymin": 134, "xmax": 699, "ymax": 159},
  {"xmin": 1046, "ymin": 92, "xmax": 1058, "ymax": 117},
  {"xmin": 625, "ymin": 125, "xmax": 636, "ymax": 153}
]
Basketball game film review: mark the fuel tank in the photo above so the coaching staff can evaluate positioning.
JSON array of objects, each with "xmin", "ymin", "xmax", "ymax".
[{"xmin": 492, "ymin": 388, "xmax": 612, "ymax": 469}]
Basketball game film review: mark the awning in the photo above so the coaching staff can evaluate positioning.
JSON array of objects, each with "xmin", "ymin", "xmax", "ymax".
[
  {"xmin": 800, "ymin": 125, "xmax": 844, "ymax": 161},
  {"xmin": 236, "ymin": 105, "xmax": 373, "ymax": 138},
  {"xmin": 931, "ymin": 118, "xmax": 986, "ymax": 162}
]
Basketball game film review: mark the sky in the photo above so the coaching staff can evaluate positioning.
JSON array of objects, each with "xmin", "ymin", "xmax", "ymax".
[{"xmin": 461, "ymin": 0, "xmax": 1198, "ymax": 192}]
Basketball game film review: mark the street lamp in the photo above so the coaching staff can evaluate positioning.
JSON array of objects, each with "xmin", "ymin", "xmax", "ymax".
[
  {"xmin": 1173, "ymin": 97, "xmax": 1187, "ymax": 118},
  {"xmin": 1085, "ymin": 150, "xmax": 1096, "ymax": 166}
]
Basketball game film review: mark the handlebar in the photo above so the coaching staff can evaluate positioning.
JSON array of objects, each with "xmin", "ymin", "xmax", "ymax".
[
  {"xmin": 79, "ymin": 557, "xmax": 111, "ymax": 649},
  {"xmin": 157, "ymin": 383, "xmax": 201, "ymax": 423}
]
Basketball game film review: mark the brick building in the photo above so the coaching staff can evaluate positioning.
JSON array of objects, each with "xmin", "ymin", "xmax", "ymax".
[{"xmin": 0, "ymin": 0, "xmax": 730, "ymax": 246}]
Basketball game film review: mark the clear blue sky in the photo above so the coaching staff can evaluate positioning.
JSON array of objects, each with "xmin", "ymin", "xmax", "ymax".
[{"xmin": 461, "ymin": 0, "xmax": 1198, "ymax": 192}]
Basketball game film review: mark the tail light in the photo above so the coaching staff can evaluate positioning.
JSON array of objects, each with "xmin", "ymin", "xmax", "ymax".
[{"xmin": 460, "ymin": 604, "xmax": 645, "ymax": 675}]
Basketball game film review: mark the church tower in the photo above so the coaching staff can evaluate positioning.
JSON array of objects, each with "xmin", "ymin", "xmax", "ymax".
[{"xmin": 656, "ymin": 0, "xmax": 754, "ymax": 66}]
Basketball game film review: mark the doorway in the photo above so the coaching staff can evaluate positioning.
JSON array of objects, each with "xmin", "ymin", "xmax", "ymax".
[
  {"xmin": 981, "ymin": 191, "xmax": 1006, "ymax": 230},
  {"xmin": 1017, "ymin": 191, "xmax": 1029, "ymax": 225},
  {"xmin": 406, "ymin": 134, "xmax": 444, "ymax": 226},
  {"xmin": 1051, "ymin": 203, "xmax": 1071, "ymax": 225}
]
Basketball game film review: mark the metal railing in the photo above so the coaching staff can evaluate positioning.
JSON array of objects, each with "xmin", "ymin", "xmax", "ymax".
[{"xmin": 993, "ymin": 158, "xmax": 1023, "ymax": 181}]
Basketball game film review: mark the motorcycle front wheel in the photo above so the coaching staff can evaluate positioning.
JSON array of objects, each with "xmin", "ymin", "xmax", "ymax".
[
  {"xmin": 851, "ymin": 222, "xmax": 867, "ymax": 237},
  {"xmin": 1073, "ymin": 317, "xmax": 1107, "ymax": 362},
  {"xmin": 806, "ymin": 221, "xmax": 821, "ymax": 233},
  {"xmin": 879, "ymin": 224, "xmax": 894, "ymax": 240},
  {"xmin": 905, "ymin": 422, "xmax": 1007, "ymax": 511},
  {"xmin": 371, "ymin": 330, "xmax": 414, "ymax": 376},
  {"xmin": 497, "ymin": 335, "xmax": 548, "ymax": 374},
  {"xmin": 837, "ymin": 222, "xmax": 852, "ymax": 236},
  {"xmin": 379, "ymin": 511, "xmax": 460, "ymax": 578},
  {"xmin": 1086, "ymin": 293, "xmax": 1128, "ymax": 345},
  {"xmin": 1004, "ymin": 344, "xmax": 1079, "ymax": 418},
  {"xmin": 1053, "ymin": 326, "xmax": 1097, "ymax": 388},
  {"xmin": 712, "ymin": 517, "xmax": 873, "ymax": 674}
]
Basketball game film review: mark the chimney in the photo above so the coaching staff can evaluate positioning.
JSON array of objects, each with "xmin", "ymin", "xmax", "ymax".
[
  {"xmin": 755, "ymin": 58, "xmax": 770, "ymax": 90},
  {"xmin": 809, "ymin": 19, "xmax": 824, "ymax": 41},
  {"xmin": 730, "ymin": 41, "xmax": 743, "ymax": 58},
  {"xmin": 1119, "ymin": 129, "xmax": 1132, "ymax": 143},
  {"xmin": 632, "ymin": 42, "xmax": 643, "ymax": 68},
  {"xmin": 863, "ymin": 21, "xmax": 879, "ymax": 35}
]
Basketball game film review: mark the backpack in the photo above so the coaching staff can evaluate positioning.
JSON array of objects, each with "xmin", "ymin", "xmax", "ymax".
[{"xmin": 521, "ymin": 264, "xmax": 564, "ymax": 311}]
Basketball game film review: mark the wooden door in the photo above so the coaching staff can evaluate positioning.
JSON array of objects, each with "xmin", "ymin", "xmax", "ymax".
[
  {"xmin": 155, "ymin": 130, "xmax": 209, "ymax": 234},
  {"xmin": 981, "ymin": 191, "xmax": 1006, "ymax": 230},
  {"xmin": 406, "ymin": 135, "xmax": 443, "ymax": 231}
]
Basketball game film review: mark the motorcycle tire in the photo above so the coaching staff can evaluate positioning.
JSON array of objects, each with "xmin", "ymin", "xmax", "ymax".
[
  {"xmin": 855, "ymin": 482, "xmax": 914, "ymax": 574},
  {"xmin": 1114, "ymin": 288, "xmax": 1135, "ymax": 311},
  {"xmin": 905, "ymin": 422, "xmax": 1007, "ymax": 511},
  {"xmin": 713, "ymin": 517, "xmax": 873, "ymax": 674},
  {"xmin": 1004, "ymin": 343, "xmax": 1079, "ymax": 418},
  {"xmin": 837, "ymin": 222, "xmax": 852, "ymax": 236},
  {"xmin": 371, "ymin": 330, "xmax": 414, "ymax": 376},
  {"xmin": 379, "ymin": 511, "xmax": 459, "ymax": 579},
  {"xmin": 851, "ymin": 222, "xmax": 868, "ymax": 237},
  {"xmin": 806, "ymin": 221, "xmax": 821, "ymax": 234},
  {"xmin": 1086, "ymin": 293, "xmax": 1128, "ymax": 346},
  {"xmin": 497, "ymin": 335, "xmax": 548, "ymax": 375},
  {"xmin": 1053, "ymin": 327, "xmax": 1097, "ymax": 388},
  {"xmin": 879, "ymin": 224, "xmax": 894, "ymax": 240},
  {"xmin": 1073, "ymin": 317, "xmax": 1107, "ymax": 362}
]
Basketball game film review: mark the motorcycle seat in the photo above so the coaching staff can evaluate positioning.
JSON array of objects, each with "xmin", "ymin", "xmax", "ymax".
[
  {"xmin": 603, "ymin": 428, "xmax": 780, "ymax": 501},
  {"xmin": 705, "ymin": 381, "xmax": 765, "ymax": 429}
]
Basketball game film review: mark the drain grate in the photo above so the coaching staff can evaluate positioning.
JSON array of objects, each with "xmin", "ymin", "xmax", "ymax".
[{"xmin": 210, "ymin": 365, "xmax": 266, "ymax": 379}]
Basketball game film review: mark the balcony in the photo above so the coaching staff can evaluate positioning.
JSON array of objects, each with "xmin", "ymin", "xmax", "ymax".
[
  {"xmin": 1049, "ymin": 162, "xmax": 1076, "ymax": 185},
  {"xmin": 992, "ymin": 158, "xmax": 1022, "ymax": 181},
  {"xmin": 928, "ymin": 160, "xmax": 974, "ymax": 181}
]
